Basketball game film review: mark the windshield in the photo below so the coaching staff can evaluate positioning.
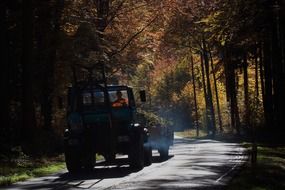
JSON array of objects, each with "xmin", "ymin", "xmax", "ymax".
[{"xmin": 80, "ymin": 88, "xmax": 129, "ymax": 107}]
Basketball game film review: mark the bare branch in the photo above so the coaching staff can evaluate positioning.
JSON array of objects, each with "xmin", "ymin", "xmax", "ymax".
[{"xmin": 111, "ymin": 15, "xmax": 159, "ymax": 57}]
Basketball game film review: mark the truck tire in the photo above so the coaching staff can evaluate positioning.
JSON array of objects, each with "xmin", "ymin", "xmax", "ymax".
[
  {"xmin": 83, "ymin": 152, "xmax": 95, "ymax": 171},
  {"xmin": 158, "ymin": 146, "xmax": 169, "ymax": 160},
  {"xmin": 104, "ymin": 152, "xmax": 116, "ymax": 163},
  {"xmin": 65, "ymin": 150, "xmax": 81, "ymax": 173},
  {"xmin": 144, "ymin": 145, "xmax": 152, "ymax": 166},
  {"xmin": 129, "ymin": 132, "xmax": 144, "ymax": 170}
]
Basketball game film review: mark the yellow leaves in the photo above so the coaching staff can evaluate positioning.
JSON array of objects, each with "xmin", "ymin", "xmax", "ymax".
[
  {"xmin": 171, "ymin": 93, "xmax": 180, "ymax": 103},
  {"xmin": 62, "ymin": 23, "xmax": 78, "ymax": 36},
  {"xmin": 195, "ymin": 17, "xmax": 210, "ymax": 25}
]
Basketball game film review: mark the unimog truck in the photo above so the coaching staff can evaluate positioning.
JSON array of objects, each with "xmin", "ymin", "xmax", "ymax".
[{"xmin": 63, "ymin": 65, "xmax": 152, "ymax": 173}]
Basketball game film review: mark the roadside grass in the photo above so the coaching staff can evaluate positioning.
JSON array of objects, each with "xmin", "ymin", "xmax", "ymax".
[
  {"xmin": 0, "ymin": 153, "xmax": 104, "ymax": 186},
  {"xmin": 227, "ymin": 145, "xmax": 285, "ymax": 190},
  {"xmin": 175, "ymin": 129, "xmax": 208, "ymax": 138},
  {"xmin": 0, "ymin": 155, "xmax": 66, "ymax": 186}
]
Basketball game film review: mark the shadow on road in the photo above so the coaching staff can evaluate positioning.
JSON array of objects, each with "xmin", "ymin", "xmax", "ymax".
[
  {"xmin": 56, "ymin": 155, "xmax": 174, "ymax": 182},
  {"xmin": 2, "ymin": 155, "xmax": 175, "ymax": 190}
]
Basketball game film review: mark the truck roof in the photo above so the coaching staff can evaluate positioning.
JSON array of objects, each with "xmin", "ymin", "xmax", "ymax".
[{"xmin": 70, "ymin": 82, "xmax": 132, "ymax": 90}]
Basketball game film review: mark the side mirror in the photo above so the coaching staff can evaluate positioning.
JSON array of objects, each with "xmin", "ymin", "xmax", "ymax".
[{"xmin": 139, "ymin": 90, "xmax": 146, "ymax": 102}]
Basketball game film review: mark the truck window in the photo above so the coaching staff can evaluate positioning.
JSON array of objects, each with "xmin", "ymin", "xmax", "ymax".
[
  {"xmin": 94, "ymin": 91, "xmax": 104, "ymax": 103},
  {"xmin": 82, "ymin": 90, "xmax": 105, "ymax": 106},
  {"xmin": 82, "ymin": 92, "xmax": 92, "ymax": 105},
  {"xmin": 109, "ymin": 90, "xmax": 129, "ymax": 107}
]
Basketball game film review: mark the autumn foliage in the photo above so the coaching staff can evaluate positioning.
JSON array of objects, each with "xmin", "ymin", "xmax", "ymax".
[{"xmin": 0, "ymin": 0, "xmax": 284, "ymax": 156}]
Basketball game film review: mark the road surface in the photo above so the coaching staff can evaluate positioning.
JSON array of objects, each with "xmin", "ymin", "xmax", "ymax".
[{"xmin": 2, "ymin": 137, "xmax": 247, "ymax": 190}]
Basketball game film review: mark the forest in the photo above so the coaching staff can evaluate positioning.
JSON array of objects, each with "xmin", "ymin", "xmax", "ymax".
[{"xmin": 0, "ymin": 0, "xmax": 284, "ymax": 158}]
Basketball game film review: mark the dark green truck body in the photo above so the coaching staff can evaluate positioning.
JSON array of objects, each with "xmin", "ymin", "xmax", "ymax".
[{"xmin": 64, "ymin": 83, "xmax": 151, "ymax": 172}]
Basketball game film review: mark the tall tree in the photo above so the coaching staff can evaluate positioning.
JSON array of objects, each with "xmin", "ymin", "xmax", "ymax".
[
  {"xmin": 209, "ymin": 50, "xmax": 223, "ymax": 132},
  {"xmin": 21, "ymin": 0, "xmax": 36, "ymax": 141},
  {"xmin": 0, "ymin": 1, "xmax": 11, "ymax": 152},
  {"xmin": 190, "ymin": 53, "xmax": 200, "ymax": 136},
  {"xmin": 243, "ymin": 52, "xmax": 250, "ymax": 128},
  {"xmin": 202, "ymin": 39, "xmax": 216, "ymax": 135},
  {"xmin": 223, "ymin": 47, "xmax": 241, "ymax": 134}
]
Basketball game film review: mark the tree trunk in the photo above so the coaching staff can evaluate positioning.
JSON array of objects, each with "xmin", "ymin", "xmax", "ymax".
[
  {"xmin": 36, "ymin": 1, "xmax": 53, "ymax": 130},
  {"xmin": 259, "ymin": 42, "xmax": 265, "ymax": 114},
  {"xmin": 243, "ymin": 53, "xmax": 250, "ymax": 128},
  {"xmin": 209, "ymin": 50, "xmax": 223, "ymax": 132},
  {"xmin": 0, "ymin": 2, "xmax": 9, "ymax": 127},
  {"xmin": 281, "ymin": 4, "xmax": 285, "ymax": 135},
  {"xmin": 21, "ymin": 0, "xmax": 36, "ymax": 141},
  {"xmin": 190, "ymin": 53, "xmax": 200, "ymax": 137},
  {"xmin": 95, "ymin": 0, "xmax": 109, "ymax": 33},
  {"xmin": 200, "ymin": 51, "xmax": 211, "ymax": 134},
  {"xmin": 39, "ymin": 0, "xmax": 64, "ymax": 130},
  {"xmin": 202, "ymin": 39, "xmax": 216, "ymax": 136},
  {"xmin": 271, "ymin": 2, "xmax": 285, "ymax": 133},
  {"xmin": 254, "ymin": 48, "xmax": 259, "ymax": 98},
  {"xmin": 0, "ymin": 1, "xmax": 11, "ymax": 150},
  {"xmin": 224, "ymin": 47, "xmax": 240, "ymax": 134},
  {"xmin": 263, "ymin": 39, "xmax": 274, "ymax": 130}
]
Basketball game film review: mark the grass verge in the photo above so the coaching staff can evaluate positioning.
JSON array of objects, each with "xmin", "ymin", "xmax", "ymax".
[
  {"xmin": 175, "ymin": 129, "xmax": 208, "ymax": 138},
  {"xmin": 226, "ymin": 145, "xmax": 285, "ymax": 190},
  {"xmin": 0, "ymin": 154, "xmax": 105, "ymax": 186},
  {"xmin": 0, "ymin": 155, "xmax": 66, "ymax": 186}
]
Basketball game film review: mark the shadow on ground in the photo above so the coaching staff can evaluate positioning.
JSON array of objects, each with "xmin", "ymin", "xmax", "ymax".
[{"xmin": 59, "ymin": 155, "xmax": 173, "ymax": 181}]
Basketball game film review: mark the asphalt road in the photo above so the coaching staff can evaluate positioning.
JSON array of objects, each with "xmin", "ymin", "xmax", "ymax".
[{"xmin": 3, "ymin": 136, "xmax": 247, "ymax": 190}]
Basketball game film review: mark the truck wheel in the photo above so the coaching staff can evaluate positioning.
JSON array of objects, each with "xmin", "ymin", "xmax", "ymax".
[
  {"xmin": 144, "ymin": 145, "xmax": 152, "ymax": 166},
  {"xmin": 104, "ymin": 153, "xmax": 116, "ymax": 163},
  {"xmin": 129, "ymin": 133, "xmax": 144, "ymax": 170},
  {"xmin": 65, "ymin": 150, "xmax": 81, "ymax": 173},
  {"xmin": 158, "ymin": 146, "xmax": 169, "ymax": 160},
  {"xmin": 83, "ymin": 152, "xmax": 95, "ymax": 171}
]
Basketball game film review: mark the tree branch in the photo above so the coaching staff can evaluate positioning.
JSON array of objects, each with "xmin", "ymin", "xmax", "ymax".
[{"xmin": 110, "ymin": 15, "xmax": 158, "ymax": 57}]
